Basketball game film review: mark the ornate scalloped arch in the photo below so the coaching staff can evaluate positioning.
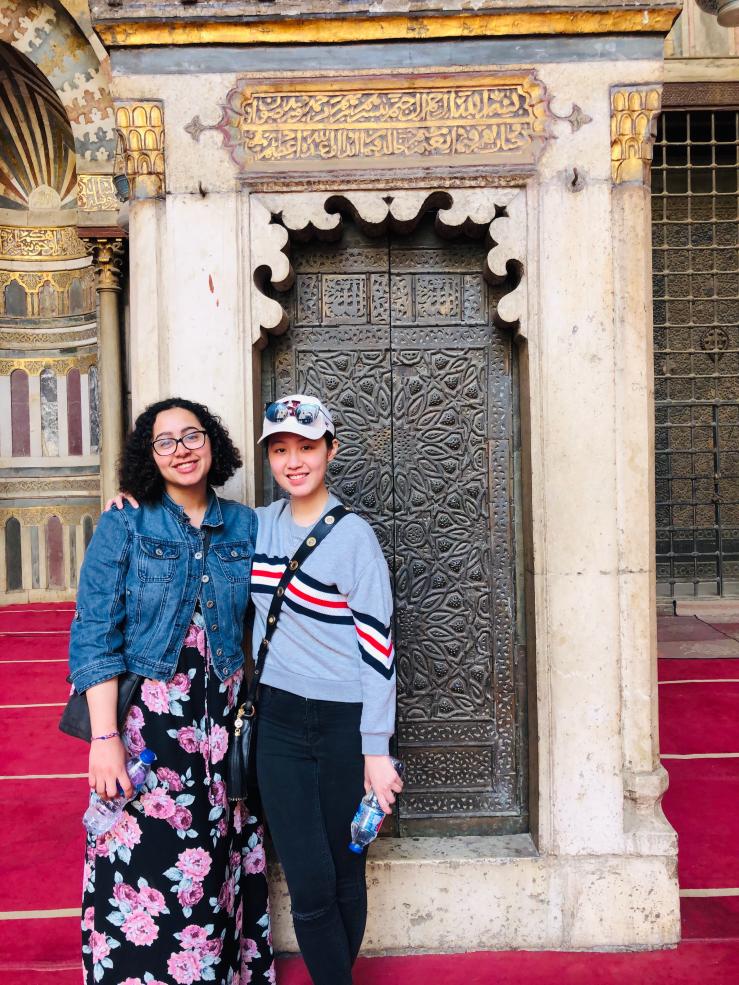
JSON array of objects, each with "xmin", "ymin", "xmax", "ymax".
[
  {"xmin": 249, "ymin": 187, "xmax": 528, "ymax": 345},
  {"xmin": 0, "ymin": 0, "xmax": 115, "ymax": 164}
]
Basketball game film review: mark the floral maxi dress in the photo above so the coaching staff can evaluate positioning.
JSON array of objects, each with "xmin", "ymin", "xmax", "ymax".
[{"xmin": 81, "ymin": 611, "xmax": 274, "ymax": 985}]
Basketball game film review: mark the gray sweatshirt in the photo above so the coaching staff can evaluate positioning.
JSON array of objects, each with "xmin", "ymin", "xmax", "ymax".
[{"xmin": 252, "ymin": 495, "xmax": 396, "ymax": 754}]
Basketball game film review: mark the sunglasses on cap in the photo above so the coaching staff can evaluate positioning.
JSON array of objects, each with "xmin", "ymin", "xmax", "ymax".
[{"xmin": 264, "ymin": 400, "xmax": 332, "ymax": 428}]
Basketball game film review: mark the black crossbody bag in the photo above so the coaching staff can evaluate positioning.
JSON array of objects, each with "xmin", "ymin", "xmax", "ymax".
[
  {"xmin": 226, "ymin": 505, "xmax": 350, "ymax": 801},
  {"xmin": 59, "ymin": 529, "xmax": 214, "ymax": 743}
]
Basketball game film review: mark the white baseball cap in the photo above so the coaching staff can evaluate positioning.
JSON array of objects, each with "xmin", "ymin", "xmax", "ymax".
[{"xmin": 258, "ymin": 394, "xmax": 336, "ymax": 445}]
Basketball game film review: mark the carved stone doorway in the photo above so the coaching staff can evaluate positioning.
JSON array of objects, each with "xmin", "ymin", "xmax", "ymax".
[{"xmin": 261, "ymin": 214, "xmax": 528, "ymax": 836}]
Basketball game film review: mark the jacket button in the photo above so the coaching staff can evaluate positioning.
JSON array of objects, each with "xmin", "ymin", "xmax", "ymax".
[
  {"xmin": 156, "ymin": 548, "xmax": 163, "ymax": 556},
  {"xmin": 231, "ymin": 549, "xmax": 238, "ymax": 558},
  {"xmin": 202, "ymin": 575, "xmax": 209, "ymax": 583},
  {"xmin": 194, "ymin": 551, "xmax": 203, "ymax": 560},
  {"xmin": 211, "ymin": 624, "xmax": 218, "ymax": 632},
  {"xmin": 206, "ymin": 600, "xmax": 214, "ymax": 608},
  {"xmin": 216, "ymin": 648, "xmax": 223, "ymax": 656}
]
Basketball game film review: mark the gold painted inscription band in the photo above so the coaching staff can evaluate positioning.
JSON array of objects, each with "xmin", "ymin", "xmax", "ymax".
[{"xmin": 96, "ymin": 9, "xmax": 682, "ymax": 47}]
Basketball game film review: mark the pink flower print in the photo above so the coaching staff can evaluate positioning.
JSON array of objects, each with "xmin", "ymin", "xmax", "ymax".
[
  {"xmin": 82, "ymin": 906, "xmax": 95, "ymax": 932},
  {"xmin": 202, "ymin": 937, "xmax": 223, "ymax": 957},
  {"xmin": 156, "ymin": 766, "xmax": 183, "ymax": 792},
  {"xmin": 179, "ymin": 924, "xmax": 209, "ymax": 950},
  {"xmin": 137, "ymin": 885, "xmax": 166, "ymax": 916},
  {"xmin": 177, "ymin": 847, "xmax": 212, "ymax": 880},
  {"xmin": 176, "ymin": 726, "xmax": 199, "ymax": 753},
  {"xmin": 243, "ymin": 842, "xmax": 266, "ymax": 875},
  {"xmin": 124, "ymin": 724, "xmax": 146, "ymax": 755},
  {"xmin": 168, "ymin": 804, "xmax": 193, "ymax": 832},
  {"xmin": 125, "ymin": 704, "xmax": 144, "ymax": 730},
  {"xmin": 230, "ymin": 850, "xmax": 240, "ymax": 871},
  {"xmin": 113, "ymin": 881, "xmax": 140, "ymax": 910},
  {"xmin": 217, "ymin": 817, "xmax": 228, "ymax": 838},
  {"xmin": 242, "ymin": 938, "xmax": 260, "ymax": 962},
  {"xmin": 207, "ymin": 724, "xmax": 229, "ymax": 764},
  {"xmin": 120, "ymin": 979, "xmax": 144, "ymax": 985},
  {"xmin": 99, "ymin": 811, "xmax": 142, "ymax": 854},
  {"xmin": 141, "ymin": 679, "xmax": 170, "ymax": 714},
  {"xmin": 240, "ymin": 968, "xmax": 253, "ymax": 984},
  {"xmin": 89, "ymin": 930, "xmax": 110, "ymax": 964},
  {"xmin": 209, "ymin": 779, "xmax": 227, "ymax": 808},
  {"xmin": 177, "ymin": 882, "xmax": 204, "ymax": 910},
  {"xmin": 121, "ymin": 910, "xmax": 158, "ymax": 946},
  {"xmin": 171, "ymin": 672, "xmax": 191, "ymax": 694},
  {"xmin": 233, "ymin": 802, "xmax": 246, "ymax": 834},
  {"xmin": 184, "ymin": 622, "xmax": 206, "ymax": 655},
  {"xmin": 167, "ymin": 949, "xmax": 202, "ymax": 985},
  {"xmin": 140, "ymin": 788, "xmax": 176, "ymax": 820},
  {"xmin": 217, "ymin": 877, "xmax": 235, "ymax": 914}
]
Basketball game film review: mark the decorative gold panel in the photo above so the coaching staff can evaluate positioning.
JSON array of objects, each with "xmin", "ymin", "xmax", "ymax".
[
  {"xmin": 0, "ymin": 505, "xmax": 98, "ymax": 526},
  {"xmin": 0, "ymin": 268, "xmax": 96, "ymax": 318},
  {"xmin": 611, "ymin": 86, "xmax": 662, "ymax": 185},
  {"xmin": 77, "ymin": 174, "xmax": 120, "ymax": 213},
  {"xmin": 193, "ymin": 72, "xmax": 549, "ymax": 171},
  {"xmin": 0, "ymin": 354, "xmax": 97, "ymax": 375},
  {"xmin": 0, "ymin": 225, "xmax": 89, "ymax": 261}
]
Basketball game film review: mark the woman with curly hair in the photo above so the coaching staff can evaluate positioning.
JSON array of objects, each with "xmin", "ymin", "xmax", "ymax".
[{"xmin": 69, "ymin": 397, "xmax": 274, "ymax": 985}]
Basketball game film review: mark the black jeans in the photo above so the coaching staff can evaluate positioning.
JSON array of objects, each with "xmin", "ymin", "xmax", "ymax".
[{"xmin": 256, "ymin": 684, "xmax": 367, "ymax": 985}]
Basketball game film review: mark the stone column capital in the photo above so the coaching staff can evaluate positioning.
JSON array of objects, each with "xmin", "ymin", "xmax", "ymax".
[
  {"xmin": 89, "ymin": 237, "xmax": 126, "ymax": 291},
  {"xmin": 115, "ymin": 100, "xmax": 166, "ymax": 200}
]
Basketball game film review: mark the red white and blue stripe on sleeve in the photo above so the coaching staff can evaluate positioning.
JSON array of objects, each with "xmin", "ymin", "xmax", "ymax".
[{"xmin": 251, "ymin": 553, "xmax": 395, "ymax": 677}]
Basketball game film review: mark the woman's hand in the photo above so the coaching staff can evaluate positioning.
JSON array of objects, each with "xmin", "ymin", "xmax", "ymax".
[
  {"xmin": 89, "ymin": 735, "xmax": 133, "ymax": 800},
  {"xmin": 104, "ymin": 492, "xmax": 139, "ymax": 512},
  {"xmin": 364, "ymin": 755, "xmax": 404, "ymax": 814}
]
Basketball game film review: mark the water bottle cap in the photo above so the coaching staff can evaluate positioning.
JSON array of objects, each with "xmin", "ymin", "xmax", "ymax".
[
  {"xmin": 348, "ymin": 842, "xmax": 363, "ymax": 854},
  {"xmin": 140, "ymin": 749, "xmax": 156, "ymax": 765}
]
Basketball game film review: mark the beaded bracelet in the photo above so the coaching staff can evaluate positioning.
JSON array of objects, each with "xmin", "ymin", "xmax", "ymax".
[{"xmin": 92, "ymin": 730, "xmax": 120, "ymax": 741}]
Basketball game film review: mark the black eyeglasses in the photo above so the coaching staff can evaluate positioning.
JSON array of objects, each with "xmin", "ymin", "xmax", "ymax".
[
  {"xmin": 264, "ymin": 401, "xmax": 331, "ymax": 427},
  {"xmin": 151, "ymin": 429, "xmax": 207, "ymax": 456}
]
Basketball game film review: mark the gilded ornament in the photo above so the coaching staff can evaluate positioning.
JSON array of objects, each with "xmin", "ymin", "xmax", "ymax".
[
  {"xmin": 611, "ymin": 86, "xmax": 662, "ymax": 185},
  {"xmin": 194, "ymin": 72, "xmax": 549, "ymax": 171},
  {"xmin": 0, "ymin": 505, "xmax": 99, "ymax": 526},
  {"xmin": 0, "ymin": 353, "xmax": 98, "ymax": 375},
  {"xmin": 0, "ymin": 268, "xmax": 96, "ymax": 318},
  {"xmin": 77, "ymin": 175, "xmax": 120, "ymax": 213},
  {"xmin": 115, "ymin": 101, "xmax": 166, "ymax": 198},
  {"xmin": 96, "ymin": 9, "xmax": 682, "ymax": 48},
  {"xmin": 0, "ymin": 226, "xmax": 89, "ymax": 262},
  {"xmin": 86, "ymin": 238, "xmax": 125, "ymax": 291}
]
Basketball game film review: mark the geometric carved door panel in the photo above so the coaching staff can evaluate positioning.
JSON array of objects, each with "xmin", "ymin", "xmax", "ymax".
[{"xmin": 262, "ymin": 216, "xmax": 528, "ymax": 835}]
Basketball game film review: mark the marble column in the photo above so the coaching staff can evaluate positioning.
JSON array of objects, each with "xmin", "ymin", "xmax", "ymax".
[{"xmin": 90, "ymin": 238, "xmax": 125, "ymax": 504}]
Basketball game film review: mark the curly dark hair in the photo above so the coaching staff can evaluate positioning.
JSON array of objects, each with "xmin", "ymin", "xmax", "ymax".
[{"xmin": 118, "ymin": 397, "xmax": 243, "ymax": 503}]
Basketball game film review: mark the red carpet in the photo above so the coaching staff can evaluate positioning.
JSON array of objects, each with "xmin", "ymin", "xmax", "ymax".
[
  {"xmin": 659, "ymin": 682, "xmax": 739, "ymax": 754},
  {"xmin": 659, "ymin": 658, "xmax": 739, "ymax": 682},
  {"xmin": 1, "ymin": 602, "xmax": 737, "ymax": 985},
  {"xmin": 661, "ymin": 758, "xmax": 739, "ymax": 888}
]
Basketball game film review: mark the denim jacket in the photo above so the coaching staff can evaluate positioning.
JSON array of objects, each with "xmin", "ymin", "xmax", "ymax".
[{"xmin": 69, "ymin": 492, "xmax": 257, "ymax": 693}]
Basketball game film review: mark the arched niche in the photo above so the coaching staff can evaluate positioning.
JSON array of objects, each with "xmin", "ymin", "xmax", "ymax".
[{"xmin": 0, "ymin": 3, "xmax": 114, "ymax": 168}]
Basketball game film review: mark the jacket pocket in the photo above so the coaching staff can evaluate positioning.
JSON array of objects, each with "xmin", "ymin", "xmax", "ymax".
[
  {"xmin": 136, "ymin": 536, "xmax": 181, "ymax": 583},
  {"xmin": 213, "ymin": 542, "xmax": 253, "ymax": 584}
]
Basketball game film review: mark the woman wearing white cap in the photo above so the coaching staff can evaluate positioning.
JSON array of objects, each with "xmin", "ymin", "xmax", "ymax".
[{"xmin": 252, "ymin": 394, "xmax": 402, "ymax": 984}]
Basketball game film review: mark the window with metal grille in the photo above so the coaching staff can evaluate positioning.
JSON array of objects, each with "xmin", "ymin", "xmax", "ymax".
[{"xmin": 652, "ymin": 107, "xmax": 739, "ymax": 597}]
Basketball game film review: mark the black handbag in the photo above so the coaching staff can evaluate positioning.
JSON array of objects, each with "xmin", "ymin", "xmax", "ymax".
[
  {"xmin": 226, "ymin": 504, "xmax": 350, "ymax": 801},
  {"xmin": 59, "ymin": 670, "xmax": 143, "ymax": 742}
]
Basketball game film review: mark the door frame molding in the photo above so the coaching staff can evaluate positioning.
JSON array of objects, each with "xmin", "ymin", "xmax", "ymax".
[{"xmin": 241, "ymin": 179, "xmax": 537, "ymax": 836}]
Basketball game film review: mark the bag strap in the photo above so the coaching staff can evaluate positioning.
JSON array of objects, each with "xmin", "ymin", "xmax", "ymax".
[{"xmin": 243, "ymin": 504, "xmax": 350, "ymax": 714}]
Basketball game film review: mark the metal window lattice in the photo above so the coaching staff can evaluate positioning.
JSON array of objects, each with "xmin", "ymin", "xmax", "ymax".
[{"xmin": 652, "ymin": 108, "xmax": 739, "ymax": 597}]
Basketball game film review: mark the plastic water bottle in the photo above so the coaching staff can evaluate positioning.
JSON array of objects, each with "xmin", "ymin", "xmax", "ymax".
[
  {"xmin": 349, "ymin": 758, "xmax": 404, "ymax": 854},
  {"xmin": 83, "ymin": 748, "xmax": 157, "ymax": 836}
]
